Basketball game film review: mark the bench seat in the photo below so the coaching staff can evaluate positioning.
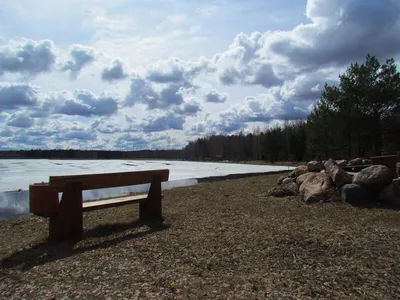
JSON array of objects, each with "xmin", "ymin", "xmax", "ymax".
[{"xmin": 82, "ymin": 194, "xmax": 148, "ymax": 212}]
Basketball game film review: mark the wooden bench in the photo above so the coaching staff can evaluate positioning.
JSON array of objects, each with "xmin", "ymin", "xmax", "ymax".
[{"xmin": 29, "ymin": 169, "xmax": 169, "ymax": 241}]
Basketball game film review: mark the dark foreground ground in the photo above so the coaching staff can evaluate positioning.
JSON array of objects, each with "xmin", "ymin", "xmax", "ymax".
[{"xmin": 1, "ymin": 173, "xmax": 400, "ymax": 299}]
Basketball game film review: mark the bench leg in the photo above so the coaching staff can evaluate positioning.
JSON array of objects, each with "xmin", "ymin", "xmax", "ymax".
[
  {"xmin": 140, "ymin": 176, "xmax": 163, "ymax": 221},
  {"xmin": 49, "ymin": 182, "xmax": 83, "ymax": 242}
]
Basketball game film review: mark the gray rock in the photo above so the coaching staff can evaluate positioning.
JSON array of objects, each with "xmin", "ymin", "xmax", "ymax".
[
  {"xmin": 288, "ymin": 170, "xmax": 296, "ymax": 178},
  {"xmin": 340, "ymin": 184, "xmax": 376, "ymax": 207},
  {"xmin": 277, "ymin": 175, "xmax": 286, "ymax": 185},
  {"xmin": 379, "ymin": 178, "xmax": 400, "ymax": 207},
  {"xmin": 324, "ymin": 159, "xmax": 352, "ymax": 188},
  {"xmin": 268, "ymin": 182, "xmax": 299, "ymax": 197},
  {"xmin": 282, "ymin": 177, "xmax": 295, "ymax": 185},
  {"xmin": 307, "ymin": 161, "xmax": 324, "ymax": 172},
  {"xmin": 294, "ymin": 165, "xmax": 308, "ymax": 177},
  {"xmin": 299, "ymin": 173, "xmax": 335, "ymax": 203},
  {"xmin": 353, "ymin": 165, "xmax": 393, "ymax": 192},
  {"xmin": 396, "ymin": 162, "xmax": 400, "ymax": 178}
]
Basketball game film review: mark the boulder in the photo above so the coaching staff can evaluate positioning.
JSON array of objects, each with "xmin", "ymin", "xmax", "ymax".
[
  {"xmin": 267, "ymin": 182, "xmax": 299, "ymax": 197},
  {"xmin": 299, "ymin": 173, "xmax": 335, "ymax": 203},
  {"xmin": 336, "ymin": 160, "xmax": 348, "ymax": 167},
  {"xmin": 349, "ymin": 158, "xmax": 363, "ymax": 166},
  {"xmin": 294, "ymin": 165, "xmax": 308, "ymax": 177},
  {"xmin": 379, "ymin": 178, "xmax": 400, "ymax": 207},
  {"xmin": 396, "ymin": 162, "xmax": 400, "ymax": 178},
  {"xmin": 277, "ymin": 175, "xmax": 286, "ymax": 185},
  {"xmin": 288, "ymin": 170, "xmax": 296, "ymax": 178},
  {"xmin": 307, "ymin": 161, "xmax": 324, "ymax": 172},
  {"xmin": 296, "ymin": 172, "xmax": 315, "ymax": 186},
  {"xmin": 353, "ymin": 165, "xmax": 393, "ymax": 192},
  {"xmin": 340, "ymin": 184, "xmax": 376, "ymax": 207},
  {"xmin": 324, "ymin": 159, "xmax": 352, "ymax": 188},
  {"xmin": 282, "ymin": 177, "xmax": 295, "ymax": 185}
]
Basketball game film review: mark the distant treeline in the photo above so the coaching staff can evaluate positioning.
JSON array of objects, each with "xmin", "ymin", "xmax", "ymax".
[{"xmin": 183, "ymin": 121, "xmax": 306, "ymax": 162}]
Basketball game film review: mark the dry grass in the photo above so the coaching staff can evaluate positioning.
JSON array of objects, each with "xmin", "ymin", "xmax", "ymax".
[{"xmin": 1, "ymin": 173, "xmax": 400, "ymax": 299}]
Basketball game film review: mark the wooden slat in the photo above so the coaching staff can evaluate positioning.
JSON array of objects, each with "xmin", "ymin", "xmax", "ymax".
[
  {"xmin": 82, "ymin": 194, "xmax": 147, "ymax": 212},
  {"xmin": 49, "ymin": 169, "xmax": 169, "ymax": 191}
]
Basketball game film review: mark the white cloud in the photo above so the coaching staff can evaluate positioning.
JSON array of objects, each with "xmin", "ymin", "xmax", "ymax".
[
  {"xmin": 101, "ymin": 59, "xmax": 129, "ymax": 82},
  {"xmin": 146, "ymin": 56, "xmax": 212, "ymax": 84},
  {"xmin": 6, "ymin": 112, "xmax": 35, "ymax": 128},
  {"xmin": 203, "ymin": 89, "xmax": 228, "ymax": 103},
  {"xmin": 0, "ymin": 82, "xmax": 39, "ymax": 110},
  {"xmin": 61, "ymin": 44, "xmax": 97, "ymax": 79},
  {"xmin": 0, "ymin": 39, "xmax": 57, "ymax": 76},
  {"xmin": 125, "ymin": 76, "xmax": 197, "ymax": 110},
  {"xmin": 173, "ymin": 98, "xmax": 202, "ymax": 116}
]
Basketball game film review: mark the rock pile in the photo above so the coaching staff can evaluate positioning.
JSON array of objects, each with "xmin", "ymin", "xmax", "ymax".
[{"xmin": 270, "ymin": 159, "xmax": 400, "ymax": 208}]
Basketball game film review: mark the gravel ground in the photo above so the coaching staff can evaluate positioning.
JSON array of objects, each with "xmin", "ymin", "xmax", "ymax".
[{"xmin": 1, "ymin": 172, "xmax": 400, "ymax": 299}]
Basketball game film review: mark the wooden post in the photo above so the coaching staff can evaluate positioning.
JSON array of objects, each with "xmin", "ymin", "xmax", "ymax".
[
  {"xmin": 29, "ymin": 184, "xmax": 59, "ymax": 217},
  {"xmin": 139, "ymin": 176, "xmax": 163, "ymax": 221},
  {"xmin": 49, "ymin": 182, "xmax": 83, "ymax": 242}
]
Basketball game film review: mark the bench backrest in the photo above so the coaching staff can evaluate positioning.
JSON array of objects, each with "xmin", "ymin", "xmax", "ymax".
[{"xmin": 49, "ymin": 169, "xmax": 170, "ymax": 191}]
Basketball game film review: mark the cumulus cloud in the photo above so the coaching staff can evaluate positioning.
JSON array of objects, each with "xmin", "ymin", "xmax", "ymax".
[
  {"xmin": 125, "ymin": 76, "xmax": 188, "ymax": 109},
  {"xmin": 173, "ymin": 98, "xmax": 202, "ymax": 116},
  {"xmin": 62, "ymin": 130, "xmax": 97, "ymax": 141},
  {"xmin": 101, "ymin": 58, "xmax": 128, "ymax": 82},
  {"xmin": 0, "ymin": 127, "xmax": 13, "ymax": 137},
  {"xmin": 212, "ymin": 0, "xmax": 400, "ymax": 88},
  {"xmin": 92, "ymin": 109, "xmax": 187, "ymax": 135},
  {"xmin": 0, "ymin": 39, "xmax": 56, "ymax": 76},
  {"xmin": 188, "ymin": 91, "xmax": 310, "ymax": 136},
  {"xmin": 220, "ymin": 95, "xmax": 309, "ymax": 124},
  {"xmin": 37, "ymin": 89, "xmax": 119, "ymax": 117},
  {"xmin": 115, "ymin": 133, "xmax": 149, "ymax": 150},
  {"xmin": 49, "ymin": 121, "xmax": 97, "ymax": 142},
  {"xmin": 279, "ymin": 72, "xmax": 338, "ymax": 103},
  {"xmin": 140, "ymin": 111, "xmax": 185, "ymax": 132},
  {"xmin": 187, "ymin": 118, "xmax": 246, "ymax": 136},
  {"xmin": 268, "ymin": 0, "xmax": 400, "ymax": 71},
  {"xmin": 0, "ymin": 82, "xmax": 38, "ymax": 110},
  {"xmin": 61, "ymin": 44, "xmax": 96, "ymax": 79},
  {"xmin": 146, "ymin": 56, "xmax": 211, "ymax": 85},
  {"xmin": 115, "ymin": 131, "xmax": 183, "ymax": 150},
  {"xmin": 6, "ymin": 112, "xmax": 35, "ymax": 128},
  {"xmin": 214, "ymin": 32, "xmax": 283, "ymax": 88},
  {"xmin": 204, "ymin": 89, "xmax": 228, "ymax": 103}
]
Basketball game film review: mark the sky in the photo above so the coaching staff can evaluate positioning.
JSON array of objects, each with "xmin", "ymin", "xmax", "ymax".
[{"xmin": 0, "ymin": 0, "xmax": 400, "ymax": 151}]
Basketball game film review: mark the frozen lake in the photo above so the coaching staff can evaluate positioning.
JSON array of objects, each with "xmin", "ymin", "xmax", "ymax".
[{"xmin": 0, "ymin": 159, "xmax": 294, "ymax": 220}]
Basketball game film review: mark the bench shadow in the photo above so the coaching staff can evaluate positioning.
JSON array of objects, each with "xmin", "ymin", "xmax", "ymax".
[{"xmin": 0, "ymin": 219, "xmax": 170, "ymax": 272}]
